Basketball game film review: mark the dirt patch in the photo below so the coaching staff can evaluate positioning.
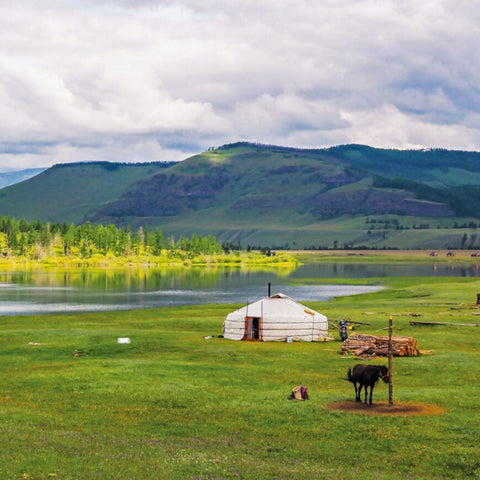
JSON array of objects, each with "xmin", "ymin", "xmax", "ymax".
[{"xmin": 326, "ymin": 401, "xmax": 445, "ymax": 416}]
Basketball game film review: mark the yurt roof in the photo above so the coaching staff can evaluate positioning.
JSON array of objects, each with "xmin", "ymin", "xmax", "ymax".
[{"xmin": 226, "ymin": 292, "xmax": 326, "ymax": 319}]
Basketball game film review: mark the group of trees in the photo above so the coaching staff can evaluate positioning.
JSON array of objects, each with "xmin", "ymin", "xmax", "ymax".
[
  {"xmin": 0, "ymin": 216, "xmax": 222, "ymax": 261},
  {"xmin": 366, "ymin": 218, "xmax": 480, "ymax": 231}
]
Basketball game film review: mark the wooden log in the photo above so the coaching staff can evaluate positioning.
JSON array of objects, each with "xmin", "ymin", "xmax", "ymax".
[
  {"xmin": 410, "ymin": 320, "xmax": 480, "ymax": 327},
  {"xmin": 341, "ymin": 333, "xmax": 419, "ymax": 357}
]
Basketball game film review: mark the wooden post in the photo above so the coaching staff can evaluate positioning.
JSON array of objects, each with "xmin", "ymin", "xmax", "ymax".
[{"xmin": 388, "ymin": 315, "xmax": 393, "ymax": 406}]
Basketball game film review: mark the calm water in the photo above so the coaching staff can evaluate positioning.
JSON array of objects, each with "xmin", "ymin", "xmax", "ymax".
[{"xmin": 0, "ymin": 261, "xmax": 478, "ymax": 315}]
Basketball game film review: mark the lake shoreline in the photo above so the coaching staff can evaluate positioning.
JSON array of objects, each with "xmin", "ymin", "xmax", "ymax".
[{"xmin": 288, "ymin": 248, "xmax": 480, "ymax": 263}]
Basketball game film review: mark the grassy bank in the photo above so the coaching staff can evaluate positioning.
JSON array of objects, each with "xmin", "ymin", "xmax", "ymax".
[
  {"xmin": 0, "ymin": 276, "xmax": 479, "ymax": 479},
  {"xmin": 0, "ymin": 250, "xmax": 299, "ymax": 268}
]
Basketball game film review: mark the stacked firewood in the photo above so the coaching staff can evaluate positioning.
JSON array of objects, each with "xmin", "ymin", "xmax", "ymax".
[{"xmin": 341, "ymin": 333, "xmax": 419, "ymax": 357}]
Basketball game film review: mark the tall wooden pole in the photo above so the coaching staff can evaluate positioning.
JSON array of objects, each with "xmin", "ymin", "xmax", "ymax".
[{"xmin": 388, "ymin": 314, "xmax": 394, "ymax": 406}]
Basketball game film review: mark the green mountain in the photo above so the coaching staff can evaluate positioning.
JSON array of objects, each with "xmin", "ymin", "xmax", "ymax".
[
  {"xmin": 0, "ymin": 161, "xmax": 174, "ymax": 224},
  {"xmin": 1, "ymin": 143, "xmax": 480, "ymax": 249}
]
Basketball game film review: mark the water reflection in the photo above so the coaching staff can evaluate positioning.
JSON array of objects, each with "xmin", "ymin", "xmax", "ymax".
[
  {"xmin": 291, "ymin": 262, "xmax": 480, "ymax": 278},
  {"xmin": 0, "ymin": 261, "xmax": 478, "ymax": 315}
]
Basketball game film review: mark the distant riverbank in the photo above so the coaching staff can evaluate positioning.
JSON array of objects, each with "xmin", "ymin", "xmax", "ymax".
[{"xmin": 289, "ymin": 249, "xmax": 480, "ymax": 263}]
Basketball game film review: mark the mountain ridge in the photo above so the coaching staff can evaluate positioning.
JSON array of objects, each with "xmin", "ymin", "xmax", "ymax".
[{"xmin": 1, "ymin": 142, "xmax": 480, "ymax": 249}]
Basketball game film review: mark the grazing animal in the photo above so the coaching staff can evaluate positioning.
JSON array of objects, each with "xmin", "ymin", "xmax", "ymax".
[{"xmin": 347, "ymin": 364, "xmax": 389, "ymax": 405}]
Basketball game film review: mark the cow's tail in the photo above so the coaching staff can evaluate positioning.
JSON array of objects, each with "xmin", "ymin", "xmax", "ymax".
[{"xmin": 346, "ymin": 367, "xmax": 353, "ymax": 383}]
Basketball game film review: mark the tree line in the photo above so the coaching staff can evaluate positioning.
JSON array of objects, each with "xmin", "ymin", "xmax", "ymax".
[{"xmin": 0, "ymin": 216, "xmax": 222, "ymax": 260}]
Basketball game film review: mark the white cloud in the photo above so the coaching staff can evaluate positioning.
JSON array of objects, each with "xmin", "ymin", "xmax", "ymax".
[
  {"xmin": 1, "ymin": 0, "xmax": 480, "ymax": 170},
  {"xmin": 341, "ymin": 104, "xmax": 480, "ymax": 151}
]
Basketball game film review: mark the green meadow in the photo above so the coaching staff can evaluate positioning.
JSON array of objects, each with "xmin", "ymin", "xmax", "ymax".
[{"xmin": 0, "ymin": 273, "xmax": 479, "ymax": 479}]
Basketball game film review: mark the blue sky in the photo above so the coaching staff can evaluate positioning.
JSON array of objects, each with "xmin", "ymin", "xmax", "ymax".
[{"xmin": 1, "ymin": 0, "xmax": 479, "ymax": 171}]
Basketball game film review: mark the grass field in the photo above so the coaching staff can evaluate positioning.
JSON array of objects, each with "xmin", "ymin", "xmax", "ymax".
[{"xmin": 0, "ymin": 272, "xmax": 479, "ymax": 479}]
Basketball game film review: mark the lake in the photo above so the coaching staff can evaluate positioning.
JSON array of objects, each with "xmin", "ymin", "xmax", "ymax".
[{"xmin": 0, "ymin": 261, "xmax": 478, "ymax": 315}]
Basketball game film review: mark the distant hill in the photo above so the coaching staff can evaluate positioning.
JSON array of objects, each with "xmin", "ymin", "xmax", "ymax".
[
  {"xmin": 0, "ymin": 168, "xmax": 45, "ymax": 189},
  {"xmin": 0, "ymin": 161, "xmax": 174, "ymax": 224},
  {"xmin": 1, "ymin": 143, "xmax": 480, "ymax": 249}
]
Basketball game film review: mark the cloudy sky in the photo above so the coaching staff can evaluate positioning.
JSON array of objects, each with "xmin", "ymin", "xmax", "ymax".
[{"xmin": 1, "ymin": 0, "xmax": 479, "ymax": 171}]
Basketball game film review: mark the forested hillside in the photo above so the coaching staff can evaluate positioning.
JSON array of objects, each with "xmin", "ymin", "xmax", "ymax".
[{"xmin": 1, "ymin": 143, "xmax": 480, "ymax": 249}]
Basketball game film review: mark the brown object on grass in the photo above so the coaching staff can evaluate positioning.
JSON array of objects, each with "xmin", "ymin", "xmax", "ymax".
[{"xmin": 326, "ymin": 401, "xmax": 445, "ymax": 416}]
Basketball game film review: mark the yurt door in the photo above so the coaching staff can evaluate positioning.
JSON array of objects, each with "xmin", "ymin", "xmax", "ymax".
[{"xmin": 244, "ymin": 317, "xmax": 261, "ymax": 341}]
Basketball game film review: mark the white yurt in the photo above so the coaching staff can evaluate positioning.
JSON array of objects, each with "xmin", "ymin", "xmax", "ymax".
[{"xmin": 222, "ymin": 293, "xmax": 330, "ymax": 342}]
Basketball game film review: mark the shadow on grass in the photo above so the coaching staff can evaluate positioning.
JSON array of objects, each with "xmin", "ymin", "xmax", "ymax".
[{"xmin": 326, "ymin": 400, "xmax": 446, "ymax": 416}]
